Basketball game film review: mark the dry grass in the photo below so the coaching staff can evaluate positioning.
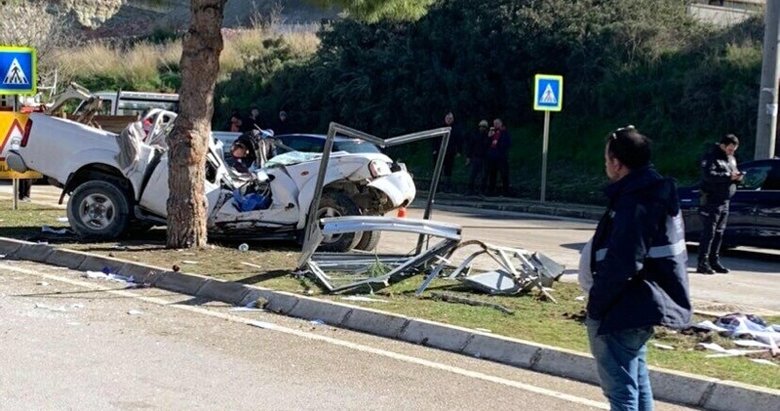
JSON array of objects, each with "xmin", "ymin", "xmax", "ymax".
[{"xmin": 54, "ymin": 42, "xmax": 182, "ymax": 88}]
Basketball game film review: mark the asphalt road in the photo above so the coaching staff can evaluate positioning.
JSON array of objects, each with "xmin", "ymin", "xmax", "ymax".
[
  {"xmin": 2, "ymin": 184, "xmax": 779, "ymax": 314},
  {"xmin": 0, "ymin": 259, "xmax": 696, "ymax": 410}
]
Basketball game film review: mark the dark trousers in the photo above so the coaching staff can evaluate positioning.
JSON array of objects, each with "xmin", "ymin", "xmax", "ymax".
[
  {"xmin": 486, "ymin": 159, "xmax": 509, "ymax": 196},
  {"xmin": 468, "ymin": 158, "xmax": 486, "ymax": 192},
  {"xmin": 432, "ymin": 153, "xmax": 456, "ymax": 191},
  {"xmin": 17, "ymin": 179, "xmax": 31, "ymax": 199},
  {"xmin": 698, "ymin": 202, "xmax": 729, "ymax": 264}
]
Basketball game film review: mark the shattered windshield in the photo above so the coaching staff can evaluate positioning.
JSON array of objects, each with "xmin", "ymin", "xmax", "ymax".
[{"xmin": 263, "ymin": 151, "xmax": 323, "ymax": 168}]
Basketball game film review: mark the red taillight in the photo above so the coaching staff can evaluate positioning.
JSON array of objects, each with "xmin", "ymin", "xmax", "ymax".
[{"xmin": 20, "ymin": 119, "xmax": 32, "ymax": 147}]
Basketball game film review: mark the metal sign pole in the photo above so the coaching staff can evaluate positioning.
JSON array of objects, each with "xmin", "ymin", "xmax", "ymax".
[
  {"xmin": 12, "ymin": 95, "xmax": 19, "ymax": 210},
  {"xmin": 540, "ymin": 111, "xmax": 550, "ymax": 203}
]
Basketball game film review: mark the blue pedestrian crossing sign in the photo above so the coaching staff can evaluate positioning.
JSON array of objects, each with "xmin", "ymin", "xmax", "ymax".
[
  {"xmin": 533, "ymin": 74, "xmax": 563, "ymax": 112},
  {"xmin": 0, "ymin": 47, "xmax": 37, "ymax": 95}
]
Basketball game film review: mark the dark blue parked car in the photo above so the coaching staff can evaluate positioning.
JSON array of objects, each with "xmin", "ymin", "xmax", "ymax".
[{"xmin": 679, "ymin": 159, "xmax": 780, "ymax": 249}]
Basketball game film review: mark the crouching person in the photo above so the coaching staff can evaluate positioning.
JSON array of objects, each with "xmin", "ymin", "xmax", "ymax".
[{"xmin": 582, "ymin": 126, "xmax": 692, "ymax": 411}]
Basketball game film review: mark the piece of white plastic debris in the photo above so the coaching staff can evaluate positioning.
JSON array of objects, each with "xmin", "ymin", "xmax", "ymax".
[
  {"xmin": 41, "ymin": 225, "xmax": 68, "ymax": 235},
  {"xmin": 310, "ymin": 319, "xmax": 325, "ymax": 325},
  {"xmin": 241, "ymin": 262, "xmax": 263, "ymax": 269},
  {"xmin": 181, "ymin": 260, "xmax": 199, "ymax": 265},
  {"xmin": 694, "ymin": 320, "xmax": 729, "ymax": 332},
  {"xmin": 0, "ymin": 254, "xmax": 6, "ymax": 259},
  {"xmin": 127, "ymin": 309, "xmax": 143, "ymax": 316},
  {"xmin": 575, "ymin": 295, "xmax": 586, "ymax": 301},
  {"xmin": 37, "ymin": 281, "xmax": 50, "ymax": 286},
  {"xmin": 82, "ymin": 271, "xmax": 135, "ymax": 284},
  {"xmin": 749, "ymin": 359, "xmax": 778, "ymax": 366},
  {"xmin": 34, "ymin": 303, "xmax": 67, "ymax": 312},
  {"xmin": 734, "ymin": 339, "xmax": 773, "ymax": 349},
  {"xmin": 340, "ymin": 296, "xmax": 388, "ymax": 303},
  {"xmin": 653, "ymin": 343, "xmax": 675, "ymax": 350},
  {"xmin": 57, "ymin": 217, "xmax": 69, "ymax": 222}
]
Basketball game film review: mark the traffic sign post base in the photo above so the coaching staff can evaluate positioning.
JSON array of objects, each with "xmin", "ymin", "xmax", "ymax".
[{"xmin": 12, "ymin": 177, "xmax": 18, "ymax": 210}]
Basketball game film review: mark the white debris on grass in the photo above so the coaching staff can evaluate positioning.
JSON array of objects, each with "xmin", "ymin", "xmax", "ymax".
[
  {"xmin": 182, "ymin": 260, "xmax": 199, "ymax": 265},
  {"xmin": 698, "ymin": 342, "xmax": 767, "ymax": 358},
  {"xmin": 575, "ymin": 295, "xmax": 586, "ymax": 301},
  {"xmin": 340, "ymin": 296, "xmax": 388, "ymax": 303},
  {"xmin": 749, "ymin": 359, "xmax": 778, "ymax": 367},
  {"xmin": 652, "ymin": 343, "xmax": 675, "ymax": 350},
  {"xmin": 56, "ymin": 217, "xmax": 69, "ymax": 222},
  {"xmin": 693, "ymin": 320, "xmax": 729, "ymax": 332},
  {"xmin": 734, "ymin": 339, "xmax": 774, "ymax": 349},
  {"xmin": 241, "ymin": 262, "xmax": 263, "ymax": 269}
]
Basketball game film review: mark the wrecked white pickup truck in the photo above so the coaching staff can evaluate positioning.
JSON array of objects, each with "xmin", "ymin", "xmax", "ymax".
[{"xmin": 6, "ymin": 111, "xmax": 416, "ymax": 252}]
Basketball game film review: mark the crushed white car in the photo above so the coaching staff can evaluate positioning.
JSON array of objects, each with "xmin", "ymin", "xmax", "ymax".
[{"xmin": 6, "ymin": 111, "xmax": 416, "ymax": 252}]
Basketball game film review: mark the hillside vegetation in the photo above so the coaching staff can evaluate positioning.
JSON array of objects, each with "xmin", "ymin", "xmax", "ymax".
[{"xmin": 55, "ymin": 0, "xmax": 765, "ymax": 204}]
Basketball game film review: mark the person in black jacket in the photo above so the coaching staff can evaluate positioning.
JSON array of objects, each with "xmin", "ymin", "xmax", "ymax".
[
  {"xmin": 431, "ymin": 112, "xmax": 463, "ymax": 193},
  {"xmin": 485, "ymin": 118, "xmax": 511, "ymax": 196},
  {"xmin": 465, "ymin": 120, "xmax": 490, "ymax": 194},
  {"xmin": 697, "ymin": 134, "xmax": 743, "ymax": 274},
  {"xmin": 582, "ymin": 126, "xmax": 692, "ymax": 410}
]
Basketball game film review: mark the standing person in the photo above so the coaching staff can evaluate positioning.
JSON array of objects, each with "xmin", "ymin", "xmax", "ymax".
[
  {"xmin": 465, "ymin": 120, "xmax": 490, "ymax": 194},
  {"xmin": 485, "ymin": 118, "xmax": 511, "ymax": 196},
  {"xmin": 227, "ymin": 109, "xmax": 243, "ymax": 132},
  {"xmin": 273, "ymin": 110, "xmax": 291, "ymax": 135},
  {"xmin": 582, "ymin": 125, "xmax": 691, "ymax": 411},
  {"xmin": 697, "ymin": 134, "xmax": 743, "ymax": 274},
  {"xmin": 244, "ymin": 104, "xmax": 264, "ymax": 132},
  {"xmin": 431, "ymin": 112, "xmax": 463, "ymax": 193}
]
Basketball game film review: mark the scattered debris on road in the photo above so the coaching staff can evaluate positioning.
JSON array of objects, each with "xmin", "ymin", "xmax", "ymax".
[
  {"xmin": 298, "ymin": 216, "xmax": 565, "ymax": 302},
  {"xmin": 127, "ymin": 309, "xmax": 143, "ymax": 316}
]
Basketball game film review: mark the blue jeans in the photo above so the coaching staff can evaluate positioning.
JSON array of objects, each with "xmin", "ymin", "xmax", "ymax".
[{"xmin": 586, "ymin": 318, "xmax": 654, "ymax": 411}]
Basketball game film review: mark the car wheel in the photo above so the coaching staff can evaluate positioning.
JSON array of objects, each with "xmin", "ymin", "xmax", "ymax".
[
  {"xmin": 317, "ymin": 191, "xmax": 361, "ymax": 252},
  {"xmin": 354, "ymin": 230, "xmax": 382, "ymax": 252},
  {"xmin": 67, "ymin": 180, "xmax": 131, "ymax": 240}
]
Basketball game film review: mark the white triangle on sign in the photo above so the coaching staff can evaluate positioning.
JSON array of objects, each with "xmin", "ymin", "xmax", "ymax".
[
  {"xmin": 540, "ymin": 84, "xmax": 557, "ymax": 104},
  {"xmin": 3, "ymin": 58, "xmax": 29, "ymax": 85},
  {"xmin": 0, "ymin": 121, "xmax": 25, "ymax": 161}
]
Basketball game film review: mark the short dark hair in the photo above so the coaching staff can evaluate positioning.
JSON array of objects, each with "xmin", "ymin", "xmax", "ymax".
[
  {"xmin": 605, "ymin": 125, "xmax": 652, "ymax": 170},
  {"xmin": 720, "ymin": 134, "xmax": 739, "ymax": 146}
]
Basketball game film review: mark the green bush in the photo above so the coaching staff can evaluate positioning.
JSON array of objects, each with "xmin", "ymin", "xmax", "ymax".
[{"xmin": 240, "ymin": 0, "xmax": 764, "ymax": 203}]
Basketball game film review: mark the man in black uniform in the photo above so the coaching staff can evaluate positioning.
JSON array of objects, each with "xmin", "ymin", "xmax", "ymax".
[{"xmin": 697, "ymin": 134, "xmax": 743, "ymax": 274}]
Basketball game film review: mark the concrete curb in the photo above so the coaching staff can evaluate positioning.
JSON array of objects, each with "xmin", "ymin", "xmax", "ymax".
[{"xmin": 1, "ymin": 237, "xmax": 777, "ymax": 411}]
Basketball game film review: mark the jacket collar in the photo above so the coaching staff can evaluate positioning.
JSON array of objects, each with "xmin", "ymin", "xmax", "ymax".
[{"xmin": 604, "ymin": 165, "xmax": 663, "ymax": 201}]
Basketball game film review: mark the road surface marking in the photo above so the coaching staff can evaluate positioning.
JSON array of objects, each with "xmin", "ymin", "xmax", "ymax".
[{"xmin": 0, "ymin": 261, "xmax": 608, "ymax": 410}]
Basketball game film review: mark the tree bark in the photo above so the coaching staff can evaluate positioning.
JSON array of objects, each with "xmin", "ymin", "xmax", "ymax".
[{"xmin": 166, "ymin": 0, "xmax": 226, "ymax": 249}]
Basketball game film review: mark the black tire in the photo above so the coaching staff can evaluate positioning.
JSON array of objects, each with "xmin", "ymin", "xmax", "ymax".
[
  {"xmin": 67, "ymin": 180, "xmax": 131, "ymax": 240},
  {"xmin": 317, "ymin": 191, "xmax": 361, "ymax": 252},
  {"xmin": 355, "ymin": 230, "xmax": 382, "ymax": 252}
]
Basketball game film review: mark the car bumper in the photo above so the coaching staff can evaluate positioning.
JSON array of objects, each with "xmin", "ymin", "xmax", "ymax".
[
  {"xmin": 368, "ymin": 171, "xmax": 416, "ymax": 208},
  {"xmin": 5, "ymin": 151, "xmax": 29, "ymax": 173}
]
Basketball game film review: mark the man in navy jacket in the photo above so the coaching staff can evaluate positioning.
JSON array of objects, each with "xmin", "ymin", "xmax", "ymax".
[{"xmin": 583, "ymin": 126, "xmax": 692, "ymax": 411}]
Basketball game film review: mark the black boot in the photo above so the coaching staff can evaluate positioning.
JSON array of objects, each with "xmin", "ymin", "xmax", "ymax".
[
  {"xmin": 710, "ymin": 259, "xmax": 730, "ymax": 274},
  {"xmin": 696, "ymin": 262, "xmax": 715, "ymax": 274}
]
